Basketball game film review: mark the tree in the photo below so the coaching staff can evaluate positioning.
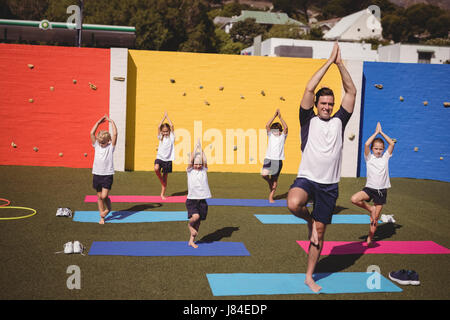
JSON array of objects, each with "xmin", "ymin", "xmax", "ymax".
[
  {"xmin": 229, "ymin": 18, "xmax": 267, "ymax": 47},
  {"xmin": 266, "ymin": 23, "xmax": 304, "ymax": 40},
  {"xmin": 381, "ymin": 14, "xmax": 410, "ymax": 43},
  {"xmin": 214, "ymin": 28, "xmax": 245, "ymax": 54}
]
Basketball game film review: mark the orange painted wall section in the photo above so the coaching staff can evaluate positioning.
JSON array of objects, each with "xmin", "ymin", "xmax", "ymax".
[{"xmin": 0, "ymin": 44, "xmax": 110, "ymax": 168}]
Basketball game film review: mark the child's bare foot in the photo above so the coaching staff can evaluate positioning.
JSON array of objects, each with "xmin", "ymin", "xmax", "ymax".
[
  {"xmin": 305, "ymin": 277, "xmax": 322, "ymax": 293},
  {"xmin": 188, "ymin": 241, "xmax": 198, "ymax": 249}
]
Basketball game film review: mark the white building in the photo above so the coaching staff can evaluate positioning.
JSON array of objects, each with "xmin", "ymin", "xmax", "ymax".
[
  {"xmin": 378, "ymin": 43, "xmax": 450, "ymax": 64},
  {"xmin": 322, "ymin": 8, "xmax": 382, "ymax": 41},
  {"xmin": 242, "ymin": 38, "xmax": 378, "ymax": 61}
]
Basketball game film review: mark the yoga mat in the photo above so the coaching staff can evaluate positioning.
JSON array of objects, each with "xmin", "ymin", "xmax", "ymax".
[
  {"xmin": 73, "ymin": 211, "xmax": 188, "ymax": 223},
  {"xmin": 88, "ymin": 241, "xmax": 250, "ymax": 256},
  {"xmin": 206, "ymin": 272, "xmax": 402, "ymax": 296},
  {"xmin": 84, "ymin": 195, "xmax": 187, "ymax": 203},
  {"xmin": 207, "ymin": 198, "xmax": 289, "ymax": 207},
  {"xmin": 254, "ymin": 214, "xmax": 381, "ymax": 224},
  {"xmin": 296, "ymin": 240, "xmax": 450, "ymax": 255},
  {"xmin": 83, "ymin": 196, "xmax": 289, "ymax": 207}
]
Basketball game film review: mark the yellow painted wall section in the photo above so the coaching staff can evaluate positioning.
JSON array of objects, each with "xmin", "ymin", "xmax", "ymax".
[{"xmin": 126, "ymin": 50, "xmax": 342, "ymax": 174}]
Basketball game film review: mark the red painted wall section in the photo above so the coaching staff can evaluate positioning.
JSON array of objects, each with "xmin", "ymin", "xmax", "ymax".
[{"xmin": 0, "ymin": 44, "xmax": 110, "ymax": 168}]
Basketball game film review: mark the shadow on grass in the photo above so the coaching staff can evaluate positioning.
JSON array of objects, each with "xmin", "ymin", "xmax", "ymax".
[
  {"xmin": 197, "ymin": 227, "xmax": 240, "ymax": 244},
  {"xmin": 313, "ymin": 223, "xmax": 402, "ymax": 281},
  {"xmin": 171, "ymin": 190, "xmax": 188, "ymax": 196},
  {"xmin": 105, "ymin": 203, "xmax": 163, "ymax": 221}
]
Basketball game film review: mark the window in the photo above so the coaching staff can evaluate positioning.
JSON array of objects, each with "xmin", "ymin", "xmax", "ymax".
[{"xmin": 418, "ymin": 51, "xmax": 433, "ymax": 64}]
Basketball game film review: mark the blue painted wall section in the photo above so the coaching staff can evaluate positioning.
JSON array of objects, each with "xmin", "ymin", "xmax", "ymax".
[{"xmin": 359, "ymin": 62, "xmax": 450, "ymax": 182}]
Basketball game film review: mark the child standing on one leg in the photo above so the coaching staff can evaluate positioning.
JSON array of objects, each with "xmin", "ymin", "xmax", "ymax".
[
  {"xmin": 262, "ymin": 109, "xmax": 288, "ymax": 203},
  {"xmin": 90, "ymin": 115, "xmax": 117, "ymax": 224},
  {"xmin": 351, "ymin": 122, "xmax": 395, "ymax": 246},
  {"xmin": 186, "ymin": 142, "xmax": 212, "ymax": 248},
  {"xmin": 154, "ymin": 112, "xmax": 175, "ymax": 199}
]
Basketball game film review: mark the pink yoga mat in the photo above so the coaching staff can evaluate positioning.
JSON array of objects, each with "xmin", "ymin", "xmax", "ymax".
[
  {"xmin": 84, "ymin": 195, "xmax": 187, "ymax": 203},
  {"xmin": 296, "ymin": 240, "xmax": 450, "ymax": 255}
]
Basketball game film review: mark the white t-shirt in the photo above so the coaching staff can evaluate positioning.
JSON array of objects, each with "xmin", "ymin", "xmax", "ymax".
[
  {"xmin": 265, "ymin": 131, "xmax": 286, "ymax": 160},
  {"xmin": 297, "ymin": 107, "xmax": 352, "ymax": 184},
  {"xmin": 156, "ymin": 132, "xmax": 175, "ymax": 161},
  {"xmin": 187, "ymin": 167, "xmax": 212, "ymax": 199},
  {"xmin": 365, "ymin": 151, "xmax": 392, "ymax": 189},
  {"xmin": 92, "ymin": 141, "xmax": 115, "ymax": 175}
]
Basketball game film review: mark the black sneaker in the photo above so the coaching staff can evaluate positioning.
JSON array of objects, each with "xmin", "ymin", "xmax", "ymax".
[
  {"xmin": 407, "ymin": 270, "xmax": 420, "ymax": 285},
  {"xmin": 388, "ymin": 270, "xmax": 410, "ymax": 285}
]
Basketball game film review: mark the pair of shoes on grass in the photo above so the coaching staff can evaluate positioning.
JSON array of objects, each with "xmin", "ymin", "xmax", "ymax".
[
  {"xmin": 62, "ymin": 241, "xmax": 85, "ymax": 255},
  {"xmin": 389, "ymin": 269, "xmax": 420, "ymax": 285}
]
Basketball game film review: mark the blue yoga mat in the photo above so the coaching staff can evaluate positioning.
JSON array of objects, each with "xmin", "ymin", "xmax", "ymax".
[
  {"xmin": 206, "ymin": 198, "xmax": 288, "ymax": 207},
  {"xmin": 254, "ymin": 214, "xmax": 382, "ymax": 224},
  {"xmin": 88, "ymin": 241, "xmax": 250, "ymax": 256},
  {"xmin": 73, "ymin": 211, "xmax": 188, "ymax": 223},
  {"xmin": 206, "ymin": 272, "xmax": 402, "ymax": 296}
]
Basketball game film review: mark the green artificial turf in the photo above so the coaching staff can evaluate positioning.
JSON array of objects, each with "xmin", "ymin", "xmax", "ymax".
[{"xmin": 0, "ymin": 165, "xmax": 449, "ymax": 300}]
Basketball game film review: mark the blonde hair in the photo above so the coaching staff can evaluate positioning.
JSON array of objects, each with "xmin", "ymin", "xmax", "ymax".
[{"xmin": 97, "ymin": 130, "xmax": 111, "ymax": 143}]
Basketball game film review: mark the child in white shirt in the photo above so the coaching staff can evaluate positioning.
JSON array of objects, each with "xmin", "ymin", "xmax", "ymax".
[
  {"xmin": 154, "ymin": 112, "xmax": 175, "ymax": 199},
  {"xmin": 351, "ymin": 122, "xmax": 395, "ymax": 246},
  {"xmin": 262, "ymin": 109, "xmax": 288, "ymax": 203},
  {"xmin": 90, "ymin": 115, "xmax": 117, "ymax": 224},
  {"xmin": 186, "ymin": 143, "xmax": 212, "ymax": 248}
]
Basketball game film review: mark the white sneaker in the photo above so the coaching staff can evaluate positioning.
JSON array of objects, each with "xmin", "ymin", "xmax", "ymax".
[
  {"xmin": 64, "ymin": 241, "xmax": 74, "ymax": 254},
  {"xmin": 73, "ymin": 241, "xmax": 84, "ymax": 254}
]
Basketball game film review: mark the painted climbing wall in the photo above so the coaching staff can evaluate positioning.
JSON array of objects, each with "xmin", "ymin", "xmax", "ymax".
[
  {"xmin": 0, "ymin": 44, "xmax": 110, "ymax": 168},
  {"xmin": 359, "ymin": 61, "xmax": 450, "ymax": 182},
  {"xmin": 125, "ymin": 50, "xmax": 345, "ymax": 174}
]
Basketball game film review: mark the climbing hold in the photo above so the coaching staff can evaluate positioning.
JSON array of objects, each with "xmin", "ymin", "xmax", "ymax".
[
  {"xmin": 240, "ymin": 94, "xmax": 245, "ymax": 99},
  {"xmin": 182, "ymin": 92, "xmax": 186, "ymax": 96},
  {"xmin": 33, "ymin": 147, "xmax": 38, "ymax": 152},
  {"xmin": 59, "ymin": 152, "xmax": 63, "ymax": 157},
  {"xmin": 89, "ymin": 83, "xmax": 97, "ymax": 90},
  {"xmin": 280, "ymin": 96, "xmax": 285, "ymax": 101},
  {"xmin": 444, "ymin": 102, "xmax": 450, "ymax": 108},
  {"xmin": 27, "ymin": 64, "xmax": 34, "ymax": 69},
  {"xmin": 199, "ymin": 85, "xmax": 203, "ymax": 89},
  {"xmin": 219, "ymin": 86, "xmax": 224, "ymax": 91},
  {"xmin": 233, "ymin": 146, "xmax": 237, "ymax": 151},
  {"xmin": 84, "ymin": 153, "xmax": 88, "ymax": 157},
  {"xmin": 392, "ymin": 138, "xmax": 397, "ymax": 144},
  {"xmin": 423, "ymin": 101, "xmax": 428, "ymax": 106},
  {"xmin": 170, "ymin": 79, "xmax": 175, "ymax": 83},
  {"xmin": 29, "ymin": 98, "xmax": 34, "ymax": 103},
  {"xmin": 113, "ymin": 77, "xmax": 125, "ymax": 81},
  {"xmin": 374, "ymin": 84, "xmax": 383, "ymax": 89},
  {"xmin": 348, "ymin": 133, "xmax": 355, "ymax": 141},
  {"xmin": 204, "ymin": 100, "xmax": 210, "ymax": 106},
  {"xmin": 440, "ymin": 157, "xmax": 444, "ymax": 160},
  {"xmin": 414, "ymin": 147, "xmax": 418, "ymax": 152},
  {"xmin": 50, "ymin": 86, "xmax": 55, "ymax": 91},
  {"xmin": 73, "ymin": 79, "xmax": 77, "ymax": 84},
  {"xmin": 399, "ymin": 96, "xmax": 404, "ymax": 102},
  {"xmin": 11, "ymin": 142, "xmax": 17, "ymax": 148},
  {"xmin": 261, "ymin": 90, "xmax": 265, "ymax": 96}
]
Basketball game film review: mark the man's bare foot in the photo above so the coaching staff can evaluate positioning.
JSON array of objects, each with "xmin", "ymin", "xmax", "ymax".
[
  {"xmin": 161, "ymin": 194, "xmax": 167, "ymax": 200},
  {"xmin": 188, "ymin": 241, "xmax": 198, "ymax": 249},
  {"xmin": 305, "ymin": 277, "xmax": 322, "ymax": 293},
  {"xmin": 99, "ymin": 217, "xmax": 105, "ymax": 225}
]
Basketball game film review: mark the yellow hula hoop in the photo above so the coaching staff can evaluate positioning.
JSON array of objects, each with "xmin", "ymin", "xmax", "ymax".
[
  {"xmin": 0, "ymin": 206, "xmax": 37, "ymax": 220},
  {"xmin": 0, "ymin": 198, "xmax": 11, "ymax": 207}
]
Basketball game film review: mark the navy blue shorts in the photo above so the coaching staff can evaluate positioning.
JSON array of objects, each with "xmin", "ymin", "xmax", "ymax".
[
  {"xmin": 154, "ymin": 159, "xmax": 172, "ymax": 174},
  {"xmin": 93, "ymin": 174, "xmax": 113, "ymax": 192},
  {"xmin": 186, "ymin": 199, "xmax": 208, "ymax": 221},
  {"xmin": 290, "ymin": 177, "xmax": 338, "ymax": 225},
  {"xmin": 262, "ymin": 159, "xmax": 283, "ymax": 177},
  {"xmin": 363, "ymin": 187, "xmax": 387, "ymax": 205}
]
